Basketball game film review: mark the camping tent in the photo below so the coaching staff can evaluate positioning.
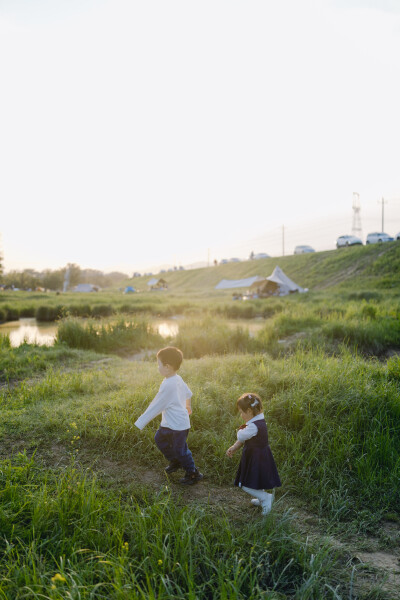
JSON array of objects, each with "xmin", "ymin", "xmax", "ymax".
[
  {"xmin": 250, "ymin": 266, "xmax": 305, "ymax": 297},
  {"xmin": 124, "ymin": 286, "xmax": 135, "ymax": 294},
  {"xmin": 73, "ymin": 283, "xmax": 100, "ymax": 293},
  {"xmin": 147, "ymin": 278, "xmax": 168, "ymax": 290},
  {"xmin": 215, "ymin": 276, "xmax": 264, "ymax": 290}
]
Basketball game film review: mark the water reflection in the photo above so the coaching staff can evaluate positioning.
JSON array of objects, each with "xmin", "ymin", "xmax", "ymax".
[
  {"xmin": 152, "ymin": 319, "xmax": 180, "ymax": 338},
  {"xmin": 0, "ymin": 317, "xmax": 265, "ymax": 348},
  {"xmin": 0, "ymin": 319, "xmax": 57, "ymax": 347}
]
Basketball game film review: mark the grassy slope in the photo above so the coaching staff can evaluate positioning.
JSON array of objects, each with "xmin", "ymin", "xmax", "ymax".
[{"xmin": 125, "ymin": 241, "xmax": 400, "ymax": 295}]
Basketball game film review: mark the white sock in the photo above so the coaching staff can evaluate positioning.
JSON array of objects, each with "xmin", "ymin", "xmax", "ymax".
[{"xmin": 242, "ymin": 486, "xmax": 271, "ymax": 504}]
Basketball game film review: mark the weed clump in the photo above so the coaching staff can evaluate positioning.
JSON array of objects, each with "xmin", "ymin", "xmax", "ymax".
[{"xmin": 57, "ymin": 317, "xmax": 163, "ymax": 354}]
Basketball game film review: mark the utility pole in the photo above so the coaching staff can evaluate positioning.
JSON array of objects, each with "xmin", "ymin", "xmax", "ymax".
[
  {"xmin": 378, "ymin": 197, "xmax": 388, "ymax": 231},
  {"xmin": 282, "ymin": 225, "xmax": 285, "ymax": 256},
  {"xmin": 352, "ymin": 192, "xmax": 362, "ymax": 238}
]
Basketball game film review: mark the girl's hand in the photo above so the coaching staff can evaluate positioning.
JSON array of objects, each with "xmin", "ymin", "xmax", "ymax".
[
  {"xmin": 186, "ymin": 407, "xmax": 192, "ymax": 415},
  {"xmin": 226, "ymin": 446, "xmax": 236, "ymax": 458}
]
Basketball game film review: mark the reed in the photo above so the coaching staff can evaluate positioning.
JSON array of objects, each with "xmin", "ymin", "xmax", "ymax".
[{"xmin": 57, "ymin": 317, "xmax": 164, "ymax": 354}]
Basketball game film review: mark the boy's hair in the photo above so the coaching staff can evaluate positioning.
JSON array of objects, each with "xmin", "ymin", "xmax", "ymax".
[
  {"xmin": 237, "ymin": 392, "xmax": 263, "ymax": 416},
  {"xmin": 157, "ymin": 346, "xmax": 183, "ymax": 371}
]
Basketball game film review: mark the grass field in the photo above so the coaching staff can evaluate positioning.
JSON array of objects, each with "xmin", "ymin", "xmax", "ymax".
[{"xmin": 1, "ymin": 243, "xmax": 399, "ymax": 598}]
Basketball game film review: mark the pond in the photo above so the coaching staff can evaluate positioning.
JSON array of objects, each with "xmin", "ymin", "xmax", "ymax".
[
  {"xmin": 0, "ymin": 318, "xmax": 58, "ymax": 347},
  {"xmin": 0, "ymin": 317, "xmax": 265, "ymax": 348}
]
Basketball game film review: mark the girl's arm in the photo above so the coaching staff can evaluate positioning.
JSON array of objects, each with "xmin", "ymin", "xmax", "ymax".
[
  {"xmin": 226, "ymin": 440, "xmax": 243, "ymax": 458},
  {"xmin": 186, "ymin": 397, "xmax": 192, "ymax": 415}
]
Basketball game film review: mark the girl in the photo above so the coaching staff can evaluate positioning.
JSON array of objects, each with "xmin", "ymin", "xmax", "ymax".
[{"xmin": 226, "ymin": 392, "xmax": 281, "ymax": 515}]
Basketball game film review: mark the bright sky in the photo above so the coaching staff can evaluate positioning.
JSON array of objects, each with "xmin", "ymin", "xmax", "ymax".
[{"xmin": 1, "ymin": 0, "xmax": 400, "ymax": 274}]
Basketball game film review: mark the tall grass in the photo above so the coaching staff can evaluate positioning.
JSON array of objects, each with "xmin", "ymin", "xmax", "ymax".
[
  {"xmin": 0, "ymin": 452, "xmax": 343, "ymax": 599},
  {"xmin": 173, "ymin": 317, "xmax": 256, "ymax": 358},
  {"xmin": 57, "ymin": 317, "xmax": 164, "ymax": 354},
  {"xmin": 255, "ymin": 300, "xmax": 400, "ymax": 356},
  {"xmin": 2, "ymin": 350, "xmax": 398, "ymax": 525}
]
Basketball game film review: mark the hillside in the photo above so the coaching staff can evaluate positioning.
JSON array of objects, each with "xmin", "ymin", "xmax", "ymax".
[{"xmin": 130, "ymin": 241, "xmax": 400, "ymax": 295}]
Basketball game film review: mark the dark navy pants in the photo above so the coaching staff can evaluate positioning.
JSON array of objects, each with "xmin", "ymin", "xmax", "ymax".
[{"xmin": 154, "ymin": 426, "xmax": 195, "ymax": 472}]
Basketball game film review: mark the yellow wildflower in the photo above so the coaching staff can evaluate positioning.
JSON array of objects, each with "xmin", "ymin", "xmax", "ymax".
[
  {"xmin": 51, "ymin": 573, "xmax": 67, "ymax": 583},
  {"xmin": 158, "ymin": 559, "xmax": 163, "ymax": 566}
]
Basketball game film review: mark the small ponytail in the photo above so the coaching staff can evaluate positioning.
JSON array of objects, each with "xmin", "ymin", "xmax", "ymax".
[{"xmin": 237, "ymin": 392, "xmax": 263, "ymax": 416}]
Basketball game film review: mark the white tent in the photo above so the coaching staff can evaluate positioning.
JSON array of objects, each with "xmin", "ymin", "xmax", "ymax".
[
  {"xmin": 249, "ymin": 266, "xmax": 305, "ymax": 297},
  {"xmin": 147, "ymin": 278, "xmax": 159, "ymax": 286},
  {"xmin": 215, "ymin": 276, "xmax": 264, "ymax": 290},
  {"xmin": 73, "ymin": 283, "xmax": 100, "ymax": 293},
  {"xmin": 266, "ymin": 266, "xmax": 304, "ymax": 295}
]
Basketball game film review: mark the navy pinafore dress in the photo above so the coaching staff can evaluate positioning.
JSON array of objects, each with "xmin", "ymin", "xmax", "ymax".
[{"xmin": 234, "ymin": 418, "xmax": 281, "ymax": 490}]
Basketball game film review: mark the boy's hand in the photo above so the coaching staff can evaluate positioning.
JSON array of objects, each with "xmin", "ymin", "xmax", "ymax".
[{"xmin": 187, "ymin": 407, "xmax": 192, "ymax": 415}]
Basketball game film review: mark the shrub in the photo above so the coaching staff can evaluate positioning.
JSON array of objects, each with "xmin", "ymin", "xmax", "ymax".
[
  {"xmin": 69, "ymin": 304, "xmax": 92, "ymax": 318},
  {"xmin": 91, "ymin": 304, "xmax": 114, "ymax": 318},
  {"xmin": 19, "ymin": 306, "xmax": 36, "ymax": 318},
  {"xmin": 173, "ymin": 317, "xmax": 255, "ymax": 358},
  {"xmin": 5, "ymin": 306, "xmax": 19, "ymax": 321},
  {"xmin": 57, "ymin": 318, "xmax": 163, "ymax": 354},
  {"xmin": 35, "ymin": 305, "xmax": 64, "ymax": 322}
]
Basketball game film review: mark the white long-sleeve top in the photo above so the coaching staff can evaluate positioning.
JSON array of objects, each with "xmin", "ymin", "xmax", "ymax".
[
  {"xmin": 237, "ymin": 413, "xmax": 265, "ymax": 442},
  {"xmin": 134, "ymin": 374, "xmax": 192, "ymax": 431}
]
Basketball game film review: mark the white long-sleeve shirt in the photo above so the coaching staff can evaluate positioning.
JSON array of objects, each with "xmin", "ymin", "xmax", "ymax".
[
  {"xmin": 237, "ymin": 413, "xmax": 265, "ymax": 442},
  {"xmin": 134, "ymin": 374, "xmax": 192, "ymax": 431}
]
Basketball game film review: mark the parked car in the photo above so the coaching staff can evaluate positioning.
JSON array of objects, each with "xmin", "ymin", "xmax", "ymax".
[
  {"xmin": 336, "ymin": 235, "xmax": 363, "ymax": 248},
  {"xmin": 229, "ymin": 258, "xmax": 241, "ymax": 263},
  {"xmin": 366, "ymin": 232, "xmax": 394, "ymax": 244},
  {"xmin": 220, "ymin": 259, "xmax": 229, "ymax": 264},
  {"xmin": 253, "ymin": 252, "xmax": 270, "ymax": 260},
  {"xmin": 294, "ymin": 245, "xmax": 315, "ymax": 254}
]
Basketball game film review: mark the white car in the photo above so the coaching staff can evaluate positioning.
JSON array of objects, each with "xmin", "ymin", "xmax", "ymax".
[
  {"xmin": 366, "ymin": 232, "xmax": 394, "ymax": 244},
  {"xmin": 253, "ymin": 252, "xmax": 270, "ymax": 260},
  {"xmin": 229, "ymin": 258, "xmax": 241, "ymax": 262},
  {"xmin": 294, "ymin": 245, "xmax": 315, "ymax": 254},
  {"xmin": 336, "ymin": 235, "xmax": 362, "ymax": 248},
  {"xmin": 220, "ymin": 259, "xmax": 229, "ymax": 264}
]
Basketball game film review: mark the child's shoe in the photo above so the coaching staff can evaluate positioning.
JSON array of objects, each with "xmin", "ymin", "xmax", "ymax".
[
  {"xmin": 164, "ymin": 462, "xmax": 181, "ymax": 474},
  {"xmin": 250, "ymin": 498, "xmax": 261, "ymax": 506},
  {"xmin": 179, "ymin": 468, "xmax": 204, "ymax": 485}
]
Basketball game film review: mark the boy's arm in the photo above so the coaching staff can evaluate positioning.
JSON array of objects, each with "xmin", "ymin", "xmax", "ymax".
[
  {"xmin": 134, "ymin": 386, "xmax": 169, "ymax": 430},
  {"xmin": 186, "ymin": 397, "xmax": 192, "ymax": 415}
]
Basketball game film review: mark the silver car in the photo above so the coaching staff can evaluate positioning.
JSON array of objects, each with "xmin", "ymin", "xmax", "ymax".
[
  {"xmin": 294, "ymin": 245, "xmax": 315, "ymax": 254},
  {"xmin": 366, "ymin": 232, "xmax": 394, "ymax": 244},
  {"xmin": 336, "ymin": 235, "xmax": 362, "ymax": 248}
]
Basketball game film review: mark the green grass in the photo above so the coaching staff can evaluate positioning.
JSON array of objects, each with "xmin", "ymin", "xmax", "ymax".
[
  {"xmin": 0, "ymin": 452, "xmax": 342, "ymax": 599},
  {"xmin": 2, "ymin": 243, "xmax": 400, "ymax": 597},
  {"xmin": 0, "ymin": 347, "xmax": 399, "ymax": 596},
  {"xmin": 2, "ymin": 241, "xmax": 400, "ymax": 325},
  {"xmin": 0, "ymin": 336, "xmax": 104, "ymax": 382},
  {"xmin": 1, "ymin": 351, "xmax": 399, "ymax": 522},
  {"xmin": 56, "ymin": 317, "xmax": 164, "ymax": 355}
]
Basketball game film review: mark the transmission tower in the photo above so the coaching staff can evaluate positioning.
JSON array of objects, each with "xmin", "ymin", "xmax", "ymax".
[{"xmin": 352, "ymin": 192, "xmax": 362, "ymax": 237}]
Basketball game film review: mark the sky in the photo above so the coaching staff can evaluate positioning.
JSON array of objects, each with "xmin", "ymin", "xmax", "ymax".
[{"xmin": 1, "ymin": 0, "xmax": 400, "ymax": 274}]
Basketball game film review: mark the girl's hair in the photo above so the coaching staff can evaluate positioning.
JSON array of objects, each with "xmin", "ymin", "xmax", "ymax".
[{"xmin": 237, "ymin": 392, "xmax": 263, "ymax": 416}]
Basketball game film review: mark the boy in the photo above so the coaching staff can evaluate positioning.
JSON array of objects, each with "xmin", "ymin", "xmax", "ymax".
[{"xmin": 134, "ymin": 346, "xmax": 203, "ymax": 485}]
